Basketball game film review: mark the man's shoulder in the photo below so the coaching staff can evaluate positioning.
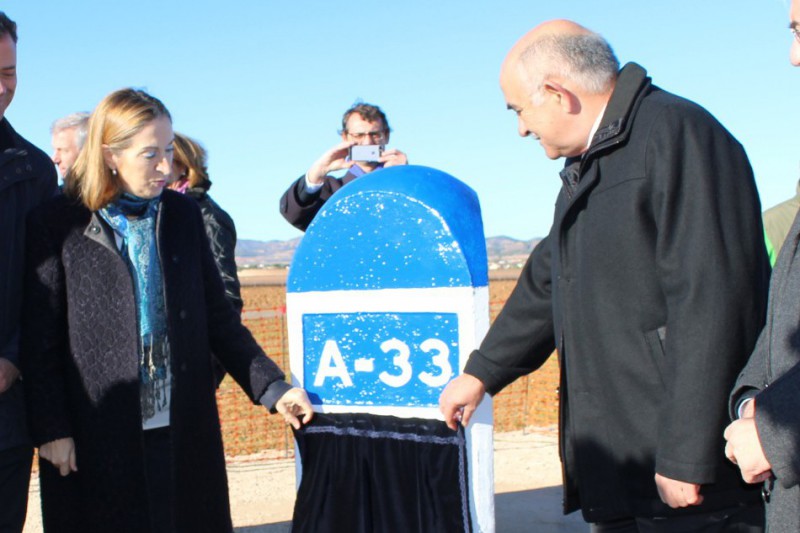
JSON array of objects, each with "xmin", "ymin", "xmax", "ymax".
[
  {"xmin": 636, "ymin": 82, "xmax": 729, "ymax": 137},
  {"xmin": 12, "ymin": 126, "xmax": 54, "ymax": 167},
  {"xmin": 28, "ymin": 194, "xmax": 89, "ymax": 232},
  {"xmin": 2, "ymin": 119, "xmax": 58, "ymax": 177},
  {"xmin": 764, "ymin": 194, "xmax": 800, "ymax": 221}
]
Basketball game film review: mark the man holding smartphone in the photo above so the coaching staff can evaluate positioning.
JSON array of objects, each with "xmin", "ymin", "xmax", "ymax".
[{"xmin": 280, "ymin": 102, "xmax": 407, "ymax": 231}]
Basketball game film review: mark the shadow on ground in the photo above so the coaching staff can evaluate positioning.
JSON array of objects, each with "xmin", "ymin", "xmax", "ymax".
[
  {"xmin": 497, "ymin": 486, "xmax": 586, "ymax": 532},
  {"xmin": 234, "ymin": 486, "xmax": 587, "ymax": 532}
]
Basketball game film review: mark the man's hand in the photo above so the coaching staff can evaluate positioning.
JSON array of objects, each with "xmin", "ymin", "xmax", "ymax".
[
  {"xmin": 438, "ymin": 374, "xmax": 486, "ymax": 430},
  {"xmin": 39, "ymin": 437, "xmax": 77, "ymax": 477},
  {"xmin": 275, "ymin": 387, "xmax": 315, "ymax": 430},
  {"xmin": 0, "ymin": 357, "xmax": 20, "ymax": 393},
  {"xmin": 724, "ymin": 416, "xmax": 773, "ymax": 484},
  {"xmin": 306, "ymin": 141, "xmax": 356, "ymax": 185},
  {"xmin": 379, "ymin": 148, "xmax": 408, "ymax": 168},
  {"xmin": 655, "ymin": 473, "xmax": 704, "ymax": 508}
]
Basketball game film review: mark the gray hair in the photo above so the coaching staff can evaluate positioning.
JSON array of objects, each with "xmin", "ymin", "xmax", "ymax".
[
  {"xmin": 51, "ymin": 112, "xmax": 91, "ymax": 149},
  {"xmin": 519, "ymin": 32, "xmax": 619, "ymax": 102}
]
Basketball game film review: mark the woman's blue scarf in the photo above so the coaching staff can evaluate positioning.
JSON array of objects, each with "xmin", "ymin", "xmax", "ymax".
[{"xmin": 99, "ymin": 193, "xmax": 171, "ymax": 422}]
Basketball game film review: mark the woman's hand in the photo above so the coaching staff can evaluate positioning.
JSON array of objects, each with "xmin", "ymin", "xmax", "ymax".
[
  {"xmin": 275, "ymin": 387, "xmax": 314, "ymax": 429},
  {"xmin": 39, "ymin": 437, "xmax": 77, "ymax": 476}
]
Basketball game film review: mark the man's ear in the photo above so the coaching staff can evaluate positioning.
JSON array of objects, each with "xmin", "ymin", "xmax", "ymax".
[
  {"xmin": 542, "ymin": 80, "xmax": 581, "ymax": 114},
  {"xmin": 101, "ymin": 144, "xmax": 116, "ymax": 171}
]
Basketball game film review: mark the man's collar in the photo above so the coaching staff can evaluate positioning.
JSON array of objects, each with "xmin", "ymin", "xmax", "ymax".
[
  {"xmin": 584, "ymin": 63, "xmax": 650, "ymax": 154},
  {"xmin": 0, "ymin": 117, "xmax": 15, "ymax": 151},
  {"xmin": 586, "ymin": 104, "xmax": 608, "ymax": 151}
]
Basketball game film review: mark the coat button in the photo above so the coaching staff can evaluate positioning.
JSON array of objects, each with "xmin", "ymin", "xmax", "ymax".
[
  {"xmin": 181, "ymin": 363, "xmax": 188, "ymax": 372},
  {"xmin": 179, "ymin": 310, "xmax": 187, "ymax": 319},
  {"xmin": 172, "ymin": 255, "xmax": 179, "ymax": 263},
  {"xmin": 15, "ymin": 167, "xmax": 21, "ymax": 174},
  {"xmin": 26, "ymin": 164, "xmax": 32, "ymax": 171}
]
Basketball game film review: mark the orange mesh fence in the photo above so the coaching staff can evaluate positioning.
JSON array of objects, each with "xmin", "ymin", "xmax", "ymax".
[
  {"xmin": 31, "ymin": 281, "xmax": 560, "ymax": 471},
  {"xmin": 216, "ymin": 283, "xmax": 561, "ymax": 459}
]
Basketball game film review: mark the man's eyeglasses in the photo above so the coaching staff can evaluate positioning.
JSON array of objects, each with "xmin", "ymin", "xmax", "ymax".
[
  {"xmin": 791, "ymin": 24, "xmax": 800, "ymax": 43},
  {"xmin": 346, "ymin": 130, "xmax": 386, "ymax": 141}
]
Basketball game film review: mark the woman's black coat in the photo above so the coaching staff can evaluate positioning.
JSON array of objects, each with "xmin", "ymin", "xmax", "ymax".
[{"xmin": 21, "ymin": 191, "xmax": 286, "ymax": 532}]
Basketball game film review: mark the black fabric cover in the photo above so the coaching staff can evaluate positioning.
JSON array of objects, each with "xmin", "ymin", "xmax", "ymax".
[{"xmin": 292, "ymin": 413, "xmax": 472, "ymax": 532}]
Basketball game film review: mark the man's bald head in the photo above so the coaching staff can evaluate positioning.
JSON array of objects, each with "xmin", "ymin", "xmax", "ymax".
[
  {"xmin": 499, "ymin": 20, "xmax": 620, "ymax": 160},
  {"xmin": 505, "ymin": 19, "xmax": 593, "ymax": 64},
  {"xmin": 501, "ymin": 19, "xmax": 618, "ymax": 102}
]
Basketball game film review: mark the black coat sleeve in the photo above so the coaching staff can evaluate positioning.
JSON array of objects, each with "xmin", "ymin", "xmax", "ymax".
[
  {"xmin": 200, "ymin": 197, "xmax": 243, "ymax": 314},
  {"xmin": 464, "ymin": 235, "xmax": 556, "ymax": 395},
  {"xmin": 279, "ymin": 174, "xmax": 346, "ymax": 231},
  {"xmin": 194, "ymin": 205, "xmax": 289, "ymax": 406},
  {"xmin": 646, "ymin": 103, "xmax": 769, "ymax": 483}
]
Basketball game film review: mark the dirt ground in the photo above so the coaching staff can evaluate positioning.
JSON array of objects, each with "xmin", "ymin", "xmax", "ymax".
[{"xmin": 23, "ymin": 427, "xmax": 586, "ymax": 532}]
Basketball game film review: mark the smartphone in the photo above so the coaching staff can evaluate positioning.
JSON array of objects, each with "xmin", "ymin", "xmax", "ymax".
[{"xmin": 349, "ymin": 144, "xmax": 384, "ymax": 162}]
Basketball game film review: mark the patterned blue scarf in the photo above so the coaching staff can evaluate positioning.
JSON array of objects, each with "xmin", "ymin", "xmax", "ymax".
[{"xmin": 99, "ymin": 193, "xmax": 171, "ymax": 422}]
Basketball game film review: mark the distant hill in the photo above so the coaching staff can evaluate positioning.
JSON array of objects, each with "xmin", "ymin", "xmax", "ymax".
[
  {"xmin": 236, "ymin": 237, "xmax": 302, "ymax": 267},
  {"xmin": 236, "ymin": 235, "xmax": 540, "ymax": 269},
  {"xmin": 485, "ymin": 236, "xmax": 541, "ymax": 269}
]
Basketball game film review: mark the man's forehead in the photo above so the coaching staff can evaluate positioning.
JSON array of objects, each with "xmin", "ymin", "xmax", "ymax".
[
  {"xmin": 53, "ymin": 127, "xmax": 78, "ymax": 141},
  {"xmin": 346, "ymin": 113, "xmax": 383, "ymax": 129},
  {"xmin": 501, "ymin": 61, "xmax": 533, "ymax": 103},
  {"xmin": 0, "ymin": 33, "xmax": 15, "ymax": 63}
]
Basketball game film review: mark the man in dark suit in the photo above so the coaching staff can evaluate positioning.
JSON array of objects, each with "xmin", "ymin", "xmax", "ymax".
[
  {"xmin": 440, "ymin": 19, "xmax": 768, "ymax": 532},
  {"xmin": 725, "ymin": 2, "xmax": 800, "ymax": 530},
  {"xmin": 0, "ymin": 11, "xmax": 58, "ymax": 532},
  {"xmin": 279, "ymin": 102, "xmax": 407, "ymax": 231}
]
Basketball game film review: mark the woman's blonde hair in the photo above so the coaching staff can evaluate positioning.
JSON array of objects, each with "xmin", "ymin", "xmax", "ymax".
[
  {"xmin": 170, "ymin": 133, "xmax": 210, "ymax": 190},
  {"xmin": 65, "ymin": 88, "xmax": 171, "ymax": 211}
]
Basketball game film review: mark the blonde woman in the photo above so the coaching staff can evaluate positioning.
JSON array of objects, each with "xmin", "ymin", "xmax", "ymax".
[{"xmin": 22, "ymin": 88, "xmax": 312, "ymax": 532}]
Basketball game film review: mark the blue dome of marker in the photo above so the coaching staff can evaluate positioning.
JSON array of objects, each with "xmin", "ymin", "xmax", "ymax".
[{"xmin": 288, "ymin": 165, "xmax": 488, "ymax": 292}]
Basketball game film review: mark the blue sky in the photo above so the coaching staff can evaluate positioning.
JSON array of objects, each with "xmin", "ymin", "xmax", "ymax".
[{"xmin": 4, "ymin": 0, "xmax": 798, "ymax": 241}]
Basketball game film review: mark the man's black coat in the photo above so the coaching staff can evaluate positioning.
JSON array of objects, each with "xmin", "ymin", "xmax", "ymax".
[{"xmin": 465, "ymin": 63, "xmax": 769, "ymax": 522}]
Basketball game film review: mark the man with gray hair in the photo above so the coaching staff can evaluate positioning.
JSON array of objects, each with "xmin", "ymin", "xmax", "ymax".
[
  {"xmin": 440, "ymin": 19, "xmax": 768, "ymax": 531},
  {"xmin": 50, "ymin": 111, "xmax": 89, "ymax": 185}
]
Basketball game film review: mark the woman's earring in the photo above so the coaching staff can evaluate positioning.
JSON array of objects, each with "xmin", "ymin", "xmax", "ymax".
[{"xmin": 111, "ymin": 168, "xmax": 117, "ymax": 176}]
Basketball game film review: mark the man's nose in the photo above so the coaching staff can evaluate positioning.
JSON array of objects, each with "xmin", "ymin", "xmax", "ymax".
[
  {"xmin": 517, "ymin": 117, "xmax": 529, "ymax": 137},
  {"xmin": 791, "ymin": 40, "xmax": 800, "ymax": 67}
]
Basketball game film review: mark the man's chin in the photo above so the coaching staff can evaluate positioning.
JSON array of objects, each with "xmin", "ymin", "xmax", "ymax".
[{"xmin": 540, "ymin": 146, "xmax": 562, "ymax": 160}]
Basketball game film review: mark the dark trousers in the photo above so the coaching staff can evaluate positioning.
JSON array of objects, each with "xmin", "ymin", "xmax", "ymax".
[
  {"xmin": 0, "ymin": 445, "xmax": 33, "ymax": 533},
  {"xmin": 591, "ymin": 502, "xmax": 764, "ymax": 533},
  {"xmin": 143, "ymin": 427, "xmax": 175, "ymax": 533}
]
